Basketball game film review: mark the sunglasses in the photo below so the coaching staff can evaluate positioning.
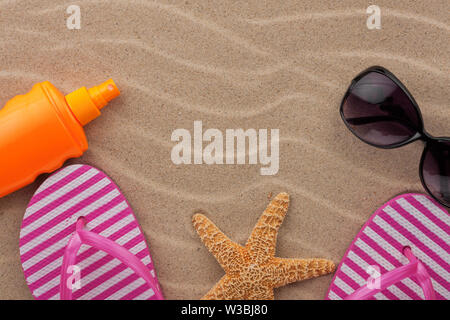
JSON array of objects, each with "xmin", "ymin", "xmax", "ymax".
[{"xmin": 340, "ymin": 66, "xmax": 450, "ymax": 208}]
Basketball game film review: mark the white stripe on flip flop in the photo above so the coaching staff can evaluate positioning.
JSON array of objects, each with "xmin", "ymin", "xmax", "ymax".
[
  {"xmin": 347, "ymin": 250, "xmax": 412, "ymax": 300},
  {"xmin": 340, "ymin": 263, "xmax": 388, "ymax": 300},
  {"xmin": 32, "ymin": 225, "xmax": 140, "ymax": 299},
  {"xmin": 363, "ymin": 227, "xmax": 408, "ymax": 263},
  {"xmin": 333, "ymin": 276, "xmax": 355, "ymax": 295},
  {"xmin": 28, "ymin": 209, "xmax": 134, "ymax": 285},
  {"xmin": 368, "ymin": 216, "xmax": 449, "ymax": 298},
  {"xmin": 75, "ymin": 246, "xmax": 150, "ymax": 300},
  {"xmin": 23, "ymin": 199, "xmax": 127, "ymax": 272},
  {"xmin": 78, "ymin": 268, "xmax": 133, "ymax": 300},
  {"xmin": 134, "ymin": 288, "xmax": 156, "ymax": 300},
  {"xmin": 327, "ymin": 290, "xmax": 342, "ymax": 300},
  {"xmin": 36, "ymin": 240, "xmax": 144, "ymax": 300},
  {"xmin": 413, "ymin": 195, "xmax": 450, "ymax": 227},
  {"xmin": 397, "ymin": 198, "xmax": 449, "ymax": 239},
  {"xmin": 119, "ymin": 241, "xmax": 147, "ymax": 258},
  {"xmin": 354, "ymin": 239, "xmax": 424, "ymax": 299},
  {"xmin": 86, "ymin": 201, "xmax": 129, "ymax": 234},
  {"xmin": 34, "ymin": 165, "xmax": 82, "ymax": 195},
  {"xmin": 384, "ymin": 205, "xmax": 450, "ymax": 263},
  {"xmin": 47, "ymin": 236, "xmax": 146, "ymax": 300},
  {"xmin": 31, "ymin": 220, "xmax": 138, "ymax": 296},
  {"xmin": 76, "ymin": 239, "xmax": 147, "ymax": 293},
  {"xmin": 25, "ymin": 168, "xmax": 99, "ymax": 219},
  {"xmin": 77, "ymin": 230, "xmax": 144, "ymax": 272},
  {"xmin": 21, "ymin": 178, "xmax": 111, "ymax": 239},
  {"xmin": 106, "ymin": 276, "xmax": 154, "ymax": 300},
  {"xmin": 363, "ymin": 226, "xmax": 425, "ymax": 299},
  {"xmin": 78, "ymin": 253, "xmax": 152, "ymax": 301},
  {"xmin": 21, "ymin": 188, "xmax": 120, "ymax": 259},
  {"xmin": 32, "ymin": 250, "xmax": 106, "ymax": 294},
  {"xmin": 375, "ymin": 213, "xmax": 450, "ymax": 283}
]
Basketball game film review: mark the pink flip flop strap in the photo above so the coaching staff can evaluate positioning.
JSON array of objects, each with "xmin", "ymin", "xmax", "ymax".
[
  {"xmin": 345, "ymin": 247, "xmax": 436, "ymax": 300},
  {"xmin": 60, "ymin": 218, "xmax": 163, "ymax": 300}
]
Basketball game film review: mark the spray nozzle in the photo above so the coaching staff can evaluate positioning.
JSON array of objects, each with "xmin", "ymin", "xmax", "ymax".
[{"xmin": 65, "ymin": 79, "xmax": 120, "ymax": 126}]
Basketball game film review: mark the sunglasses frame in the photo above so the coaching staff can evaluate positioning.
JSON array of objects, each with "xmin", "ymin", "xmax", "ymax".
[{"xmin": 340, "ymin": 66, "xmax": 450, "ymax": 207}]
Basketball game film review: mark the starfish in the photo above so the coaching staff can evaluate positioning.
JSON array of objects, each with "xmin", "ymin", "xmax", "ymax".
[{"xmin": 192, "ymin": 192, "xmax": 335, "ymax": 300}]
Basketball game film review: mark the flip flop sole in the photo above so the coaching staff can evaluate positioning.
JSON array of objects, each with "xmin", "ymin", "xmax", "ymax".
[
  {"xmin": 19, "ymin": 164, "xmax": 162, "ymax": 300},
  {"xmin": 326, "ymin": 193, "xmax": 449, "ymax": 300}
]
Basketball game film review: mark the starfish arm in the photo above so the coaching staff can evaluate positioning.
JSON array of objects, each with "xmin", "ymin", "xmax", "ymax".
[
  {"xmin": 269, "ymin": 257, "xmax": 335, "ymax": 288},
  {"xmin": 260, "ymin": 288, "xmax": 274, "ymax": 300},
  {"xmin": 245, "ymin": 192, "xmax": 289, "ymax": 264},
  {"xmin": 202, "ymin": 275, "xmax": 251, "ymax": 300},
  {"xmin": 193, "ymin": 213, "xmax": 244, "ymax": 273},
  {"xmin": 202, "ymin": 276, "xmax": 274, "ymax": 300},
  {"xmin": 247, "ymin": 285, "xmax": 274, "ymax": 300},
  {"xmin": 202, "ymin": 275, "xmax": 232, "ymax": 300}
]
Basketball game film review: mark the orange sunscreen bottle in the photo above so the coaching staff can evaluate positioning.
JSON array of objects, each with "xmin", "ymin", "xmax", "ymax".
[{"xmin": 0, "ymin": 79, "xmax": 120, "ymax": 197}]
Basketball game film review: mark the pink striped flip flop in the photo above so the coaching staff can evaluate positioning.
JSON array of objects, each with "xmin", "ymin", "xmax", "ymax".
[
  {"xmin": 19, "ymin": 164, "xmax": 164, "ymax": 300},
  {"xmin": 326, "ymin": 193, "xmax": 449, "ymax": 300}
]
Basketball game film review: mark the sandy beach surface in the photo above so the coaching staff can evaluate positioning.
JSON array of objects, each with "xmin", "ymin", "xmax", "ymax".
[{"xmin": 0, "ymin": 0, "xmax": 448, "ymax": 299}]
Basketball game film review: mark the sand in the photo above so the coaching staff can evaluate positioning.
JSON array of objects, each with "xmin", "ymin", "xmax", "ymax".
[{"xmin": 0, "ymin": 0, "xmax": 448, "ymax": 300}]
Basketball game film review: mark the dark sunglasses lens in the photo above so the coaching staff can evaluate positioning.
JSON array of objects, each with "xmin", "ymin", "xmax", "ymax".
[
  {"xmin": 422, "ymin": 141, "xmax": 450, "ymax": 207},
  {"xmin": 341, "ymin": 71, "xmax": 422, "ymax": 146}
]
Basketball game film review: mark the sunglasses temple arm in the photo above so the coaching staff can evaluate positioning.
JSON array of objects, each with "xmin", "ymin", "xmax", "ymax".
[
  {"xmin": 437, "ymin": 154, "xmax": 449, "ymax": 201},
  {"xmin": 345, "ymin": 115, "xmax": 417, "ymax": 132}
]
